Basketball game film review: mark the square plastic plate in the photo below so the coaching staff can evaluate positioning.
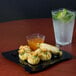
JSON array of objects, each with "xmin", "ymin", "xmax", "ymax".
[{"xmin": 2, "ymin": 49, "xmax": 72, "ymax": 73}]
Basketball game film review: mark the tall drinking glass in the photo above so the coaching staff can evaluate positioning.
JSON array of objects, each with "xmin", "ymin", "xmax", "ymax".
[{"xmin": 51, "ymin": 8, "xmax": 75, "ymax": 46}]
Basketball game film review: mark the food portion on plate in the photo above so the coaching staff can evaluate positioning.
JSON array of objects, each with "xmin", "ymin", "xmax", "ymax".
[
  {"xmin": 18, "ymin": 43, "xmax": 63, "ymax": 65},
  {"xmin": 1, "ymin": 33, "xmax": 72, "ymax": 73}
]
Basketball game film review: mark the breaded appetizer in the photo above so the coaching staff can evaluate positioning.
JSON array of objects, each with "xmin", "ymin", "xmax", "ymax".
[
  {"xmin": 34, "ymin": 48, "xmax": 42, "ymax": 56},
  {"xmin": 19, "ymin": 52, "xmax": 30, "ymax": 61},
  {"xmin": 39, "ymin": 43, "xmax": 61, "ymax": 54},
  {"xmin": 39, "ymin": 51, "xmax": 52, "ymax": 61},
  {"xmin": 19, "ymin": 45, "xmax": 31, "ymax": 53},
  {"xmin": 27, "ymin": 52, "xmax": 40, "ymax": 65},
  {"xmin": 18, "ymin": 45, "xmax": 31, "ymax": 61}
]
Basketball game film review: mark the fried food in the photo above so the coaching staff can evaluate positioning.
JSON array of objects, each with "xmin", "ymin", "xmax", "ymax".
[
  {"xmin": 39, "ymin": 43, "xmax": 60, "ymax": 54},
  {"xmin": 27, "ymin": 52, "xmax": 40, "ymax": 65},
  {"xmin": 18, "ymin": 43, "xmax": 63, "ymax": 65}
]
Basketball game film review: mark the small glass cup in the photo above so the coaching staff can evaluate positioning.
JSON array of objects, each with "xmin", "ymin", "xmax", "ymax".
[
  {"xmin": 51, "ymin": 8, "xmax": 75, "ymax": 46},
  {"xmin": 26, "ymin": 33, "xmax": 45, "ymax": 50}
]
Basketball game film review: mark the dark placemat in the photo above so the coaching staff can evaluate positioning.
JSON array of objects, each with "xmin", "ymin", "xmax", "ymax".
[{"xmin": 2, "ymin": 49, "xmax": 73, "ymax": 73}]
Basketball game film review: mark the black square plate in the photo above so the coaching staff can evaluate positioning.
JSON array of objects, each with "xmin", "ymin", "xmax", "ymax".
[{"xmin": 2, "ymin": 49, "xmax": 72, "ymax": 73}]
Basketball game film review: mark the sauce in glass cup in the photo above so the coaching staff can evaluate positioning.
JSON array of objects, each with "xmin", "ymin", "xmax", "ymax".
[{"xmin": 26, "ymin": 33, "xmax": 45, "ymax": 50}]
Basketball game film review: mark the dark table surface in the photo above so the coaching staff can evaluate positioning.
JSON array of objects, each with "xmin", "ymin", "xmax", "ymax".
[{"xmin": 0, "ymin": 18, "xmax": 76, "ymax": 76}]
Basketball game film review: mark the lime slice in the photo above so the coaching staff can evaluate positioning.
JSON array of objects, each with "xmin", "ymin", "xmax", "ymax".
[
  {"xmin": 52, "ymin": 8, "xmax": 74, "ymax": 23},
  {"xmin": 56, "ymin": 9, "xmax": 67, "ymax": 19}
]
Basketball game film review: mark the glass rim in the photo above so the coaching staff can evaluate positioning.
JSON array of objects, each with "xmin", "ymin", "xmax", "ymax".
[
  {"xmin": 26, "ymin": 33, "xmax": 45, "ymax": 40},
  {"xmin": 51, "ymin": 8, "xmax": 76, "ymax": 13}
]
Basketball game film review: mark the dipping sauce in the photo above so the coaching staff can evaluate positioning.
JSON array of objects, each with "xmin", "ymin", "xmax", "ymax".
[
  {"xmin": 26, "ymin": 33, "xmax": 45, "ymax": 50},
  {"xmin": 27, "ymin": 37, "xmax": 44, "ymax": 50}
]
